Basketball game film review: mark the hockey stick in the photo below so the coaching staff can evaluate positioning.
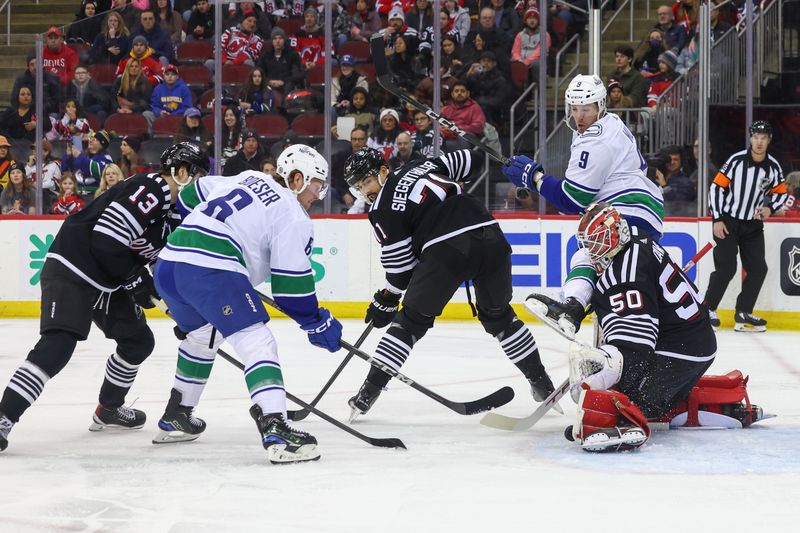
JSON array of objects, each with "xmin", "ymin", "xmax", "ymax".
[
  {"xmin": 257, "ymin": 291, "xmax": 515, "ymax": 415},
  {"xmin": 213, "ymin": 347, "xmax": 406, "ymax": 450},
  {"xmin": 480, "ymin": 240, "xmax": 718, "ymax": 431},
  {"xmin": 369, "ymin": 33, "xmax": 511, "ymax": 165},
  {"xmin": 287, "ymin": 322, "xmax": 374, "ymax": 421},
  {"xmin": 152, "ymin": 299, "xmax": 406, "ymax": 450}
]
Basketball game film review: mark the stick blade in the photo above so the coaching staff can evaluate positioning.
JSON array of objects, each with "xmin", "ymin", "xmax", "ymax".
[
  {"xmin": 287, "ymin": 409, "xmax": 310, "ymax": 422},
  {"xmin": 480, "ymin": 379, "xmax": 570, "ymax": 431},
  {"xmin": 457, "ymin": 386, "xmax": 515, "ymax": 415},
  {"xmin": 372, "ymin": 437, "xmax": 408, "ymax": 450}
]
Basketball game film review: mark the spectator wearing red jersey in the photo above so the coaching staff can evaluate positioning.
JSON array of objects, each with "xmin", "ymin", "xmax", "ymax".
[
  {"xmin": 43, "ymin": 27, "xmax": 79, "ymax": 86},
  {"xmin": 646, "ymin": 50, "xmax": 680, "ymax": 107},
  {"xmin": 294, "ymin": 7, "xmax": 327, "ymax": 70},
  {"xmin": 210, "ymin": 9, "xmax": 264, "ymax": 73}
]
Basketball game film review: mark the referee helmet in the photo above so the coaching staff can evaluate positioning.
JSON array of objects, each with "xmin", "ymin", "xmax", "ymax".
[{"xmin": 749, "ymin": 120, "xmax": 772, "ymax": 137}]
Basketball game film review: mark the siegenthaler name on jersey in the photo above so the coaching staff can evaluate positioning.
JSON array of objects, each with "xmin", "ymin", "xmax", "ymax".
[
  {"xmin": 392, "ymin": 160, "xmax": 439, "ymax": 212},
  {"xmin": 240, "ymin": 175, "xmax": 281, "ymax": 207}
]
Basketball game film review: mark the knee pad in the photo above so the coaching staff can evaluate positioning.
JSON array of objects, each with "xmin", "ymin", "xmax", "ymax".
[
  {"xmin": 226, "ymin": 323, "xmax": 279, "ymax": 368},
  {"xmin": 477, "ymin": 305, "xmax": 516, "ymax": 337},
  {"xmin": 572, "ymin": 385, "xmax": 650, "ymax": 451},
  {"xmin": 27, "ymin": 330, "xmax": 80, "ymax": 377},
  {"xmin": 115, "ymin": 326, "xmax": 156, "ymax": 366},
  {"xmin": 394, "ymin": 307, "xmax": 435, "ymax": 342}
]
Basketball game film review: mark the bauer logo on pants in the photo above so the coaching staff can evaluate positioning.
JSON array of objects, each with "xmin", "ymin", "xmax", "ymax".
[{"xmin": 780, "ymin": 239, "xmax": 800, "ymax": 296}]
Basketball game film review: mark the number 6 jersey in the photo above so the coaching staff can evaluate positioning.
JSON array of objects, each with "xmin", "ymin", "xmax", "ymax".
[
  {"xmin": 592, "ymin": 229, "xmax": 717, "ymax": 362},
  {"xmin": 368, "ymin": 150, "xmax": 497, "ymax": 293}
]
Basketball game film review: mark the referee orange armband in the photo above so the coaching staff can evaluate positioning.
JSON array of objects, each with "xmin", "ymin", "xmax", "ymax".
[{"xmin": 712, "ymin": 172, "xmax": 731, "ymax": 188}]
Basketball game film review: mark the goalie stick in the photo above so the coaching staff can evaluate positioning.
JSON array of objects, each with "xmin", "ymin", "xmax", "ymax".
[
  {"xmin": 152, "ymin": 299, "xmax": 406, "ymax": 450},
  {"xmin": 480, "ymin": 241, "xmax": 718, "ymax": 431},
  {"xmin": 287, "ymin": 322, "xmax": 374, "ymax": 421},
  {"xmin": 257, "ymin": 291, "xmax": 515, "ymax": 416},
  {"xmin": 369, "ymin": 33, "xmax": 511, "ymax": 165}
]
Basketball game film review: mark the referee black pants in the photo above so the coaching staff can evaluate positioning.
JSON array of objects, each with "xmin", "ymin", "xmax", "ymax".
[{"xmin": 705, "ymin": 216, "xmax": 767, "ymax": 314}]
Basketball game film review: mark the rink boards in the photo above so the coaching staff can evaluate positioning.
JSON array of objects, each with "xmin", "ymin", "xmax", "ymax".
[{"xmin": 0, "ymin": 215, "xmax": 798, "ymax": 328}]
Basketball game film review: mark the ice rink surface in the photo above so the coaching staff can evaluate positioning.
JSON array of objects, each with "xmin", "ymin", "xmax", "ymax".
[{"xmin": 0, "ymin": 317, "xmax": 798, "ymax": 533}]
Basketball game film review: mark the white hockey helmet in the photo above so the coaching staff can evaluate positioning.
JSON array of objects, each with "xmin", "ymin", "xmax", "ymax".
[
  {"xmin": 276, "ymin": 144, "xmax": 329, "ymax": 199},
  {"xmin": 564, "ymin": 74, "xmax": 607, "ymax": 132}
]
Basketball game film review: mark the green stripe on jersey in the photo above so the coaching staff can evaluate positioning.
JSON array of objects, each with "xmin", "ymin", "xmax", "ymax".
[
  {"xmin": 245, "ymin": 363, "xmax": 284, "ymax": 392},
  {"xmin": 271, "ymin": 273, "xmax": 315, "ymax": 296},
  {"xmin": 609, "ymin": 192, "xmax": 665, "ymax": 219},
  {"xmin": 177, "ymin": 353, "xmax": 214, "ymax": 380},
  {"xmin": 563, "ymin": 181, "xmax": 597, "ymax": 207},
  {"xmin": 179, "ymin": 182, "xmax": 203, "ymax": 211},
  {"xmin": 566, "ymin": 266, "xmax": 597, "ymax": 284},
  {"xmin": 168, "ymin": 228, "xmax": 246, "ymax": 267}
]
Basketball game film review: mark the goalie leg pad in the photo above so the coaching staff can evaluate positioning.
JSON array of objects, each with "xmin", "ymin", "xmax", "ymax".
[
  {"xmin": 572, "ymin": 385, "xmax": 650, "ymax": 452},
  {"xmin": 669, "ymin": 370, "xmax": 766, "ymax": 428}
]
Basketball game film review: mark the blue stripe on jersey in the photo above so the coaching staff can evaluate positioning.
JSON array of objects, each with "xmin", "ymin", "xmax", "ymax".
[{"xmin": 271, "ymin": 267, "xmax": 313, "ymax": 276}]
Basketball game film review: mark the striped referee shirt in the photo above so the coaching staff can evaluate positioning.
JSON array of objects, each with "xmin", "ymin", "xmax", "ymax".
[{"xmin": 709, "ymin": 149, "xmax": 787, "ymax": 221}]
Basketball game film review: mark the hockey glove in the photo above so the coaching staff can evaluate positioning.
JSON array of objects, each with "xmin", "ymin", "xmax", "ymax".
[
  {"xmin": 301, "ymin": 308, "xmax": 343, "ymax": 353},
  {"xmin": 366, "ymin": 290, "xmax": 401, "ymax": 328},
  {"xmin": 501, "ymin": 155, "xmax": 544, "ymax": 191},
  {"xmin": 121, "ymin": 266, "xmax": 159, "ymax": 309}
]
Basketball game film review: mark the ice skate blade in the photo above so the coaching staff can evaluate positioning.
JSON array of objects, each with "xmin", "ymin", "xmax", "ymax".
[
  {"xmin": 152, "ymin": 429, "xmax": 201, "ymax": 444},
  {"xmin": 88, "ymin": 418, "xmax": 145, "ymax": 432},
  {"xmin": 348, "ymin": 407, "xmax": 362, "ymax": 424},
  {"xmin": 733, "ymin": 323, "xmax": 766, "ymax": 332},
  {"xmin": 524, "ymin": 298, "xmax": 576, "ymax": 340},
  {"xmin": 267, "ymin": 443, "xmax": 321, "ymax": 464}
]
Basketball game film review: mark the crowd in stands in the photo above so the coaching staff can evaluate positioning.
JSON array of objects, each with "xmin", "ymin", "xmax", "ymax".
[{"xmin": 0, "ymin": 0, "xmax": 789, "ymax": 217}]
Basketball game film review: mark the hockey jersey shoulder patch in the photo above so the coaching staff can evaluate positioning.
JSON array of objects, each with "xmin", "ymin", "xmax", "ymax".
[{"xmin": 580, "ymin": 123, "xmax": 603, "ymax": 138}]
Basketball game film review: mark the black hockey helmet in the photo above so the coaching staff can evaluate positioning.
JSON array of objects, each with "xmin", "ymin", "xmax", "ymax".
[
  {"xmin": 344, "ymin": 147, "xmax": 385, "ymax": 188},
  {"xmin": 749, "ymin": 120, "xmax": 772, "ymax": 137},
  {"xmin": 160, "ymin": 141, "xmax": 210, "ymax": 178}
]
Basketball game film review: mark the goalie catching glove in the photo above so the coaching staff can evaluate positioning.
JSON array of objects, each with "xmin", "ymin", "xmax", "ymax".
[
  {"xmin": 568, "ymin": 342, "xmax": 623, "ymax": 402},
  {"xmin": 366, "ymin": 289, "xmax": 401, "ymax": 328},
  {"xmin": 301, "ymin": 308, "xmax": 342, "ymax": 353},
  {"xmin": 122, "ymin": 265, "xmax": 159, "ymax": 309},
  {"xmin": 501, "ymin": 155, "xmax": 544, "ymax": 191}
]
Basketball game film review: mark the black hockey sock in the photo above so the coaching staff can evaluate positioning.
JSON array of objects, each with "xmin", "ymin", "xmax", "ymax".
[
  {"xmin": 0, "ymin": 361, "xmax": 51, "ymax": 423},
  {"xmin": 370, "ymin": 324, "xmax": 417, "ymax": 388},
  {"xmin": 496, "ymin": 319, "xmax": 545, "ymax": 379},
  {"xmin": 98, "ymin": 352, "xmax": 142, "ymax": 407}
]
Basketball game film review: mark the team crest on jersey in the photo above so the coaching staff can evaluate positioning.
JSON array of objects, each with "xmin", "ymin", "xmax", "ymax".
[{"xmin": 222, "ymin": 305, "xmax": 233, "ymax": 316}]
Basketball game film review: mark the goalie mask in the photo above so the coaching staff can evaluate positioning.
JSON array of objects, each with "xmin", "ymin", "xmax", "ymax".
[
  {"xmin": 577, "ymin": 202, "xmax": 630, "ymax": 272},
  {"xmin": 276, "ymin": 144, "xmax": 329, "ymax": 199}
]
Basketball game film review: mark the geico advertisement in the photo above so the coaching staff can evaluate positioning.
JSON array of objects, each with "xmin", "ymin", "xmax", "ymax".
[{"xmin": 2, "ymin": 217, "xmax": 797, "ymax": 312}]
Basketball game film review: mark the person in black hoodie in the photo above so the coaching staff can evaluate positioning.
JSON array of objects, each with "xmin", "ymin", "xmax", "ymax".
[
  {"xmin": 257, "ymin": 28, "xmax": 305, "ymax": 101},
  {"xmin": 222, "ymin": 128, "xmax": 264, "ymax": 176},
  {"xmin": 465, "ymin": 51, "xmax": 511, "ymax": 125},
  {"xmin": 67, "ymin": 1, "xmax": 104, "ymax": 45},
  {"xmin": 186, "ymin": 0, "xmax": 215, "ymax": 41}
]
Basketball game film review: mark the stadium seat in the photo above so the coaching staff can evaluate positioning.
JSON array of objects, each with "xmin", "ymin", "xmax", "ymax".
[
  {"xmin": 307, "ymin": 65, "xmax": 338, "ymax": 89},
  {"xmin": 151, "ymin": 115, "xmax": 184, "ymax": 138},
  {"xmin": 247, "ymin": 114, "xmax": 289, "ymax": 141},
  {"xmin": 202, "ymin": 114, "xmax": 215, "ymax": 133},
  {"xmin": 222, "ymin": 64, "xmax": 251, "ymax": 86},
  {"xmin": 177, "ymin": 40, "xmax": 213, "ymax": 64},
  {"xmin": 510, "ymin": 61, "xmax": 529, "ymax": 92},
  {"xmin": 180, "ymin": 65, "xmax": 212, "ymax": 91},
  {"xmin": 355, "ymin": 63, "xmax": 376, "ymax": 82},
  {"xmin": 290, "ymin": 113, "xmax": 325, "ymax": 143},
  {"xmin": 85, "ymin": 113, "xmax": 102, "ymax": 131},
  {"xmin": 89, "ymin": 64, "xmax": 118, "ymax": 86},
  {"xmin": 277, "ymin": 17, "xmax": 304, "ymax": 36},
  {"xmin": 339, "ymin": 41, "xmax": 371, "ymax": 63},
  {"xmin": 103, "ymin": 113, "xmax": 148, "ymax": 137},
  {"xmin": 139, "ymin": 138, "xmax": 173, "ymax": 166},
  {"xmin": 198, "ymin": 89, "xmax": 215, "ymax": 113}
]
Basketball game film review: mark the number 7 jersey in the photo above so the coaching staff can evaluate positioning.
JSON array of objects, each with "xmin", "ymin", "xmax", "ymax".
[{"xmin": 592, "ymin": 230, "xmax": 717, "ymax": 361}]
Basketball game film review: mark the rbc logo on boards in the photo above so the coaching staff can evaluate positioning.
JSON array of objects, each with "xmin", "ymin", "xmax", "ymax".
[{"xmin": 505, "ymin": 231, "xmax": 700, "ymax": 287}]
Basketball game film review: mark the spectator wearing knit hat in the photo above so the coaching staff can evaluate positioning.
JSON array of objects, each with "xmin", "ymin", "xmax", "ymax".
[
  {"xmin": 118, "ymin": 135, "xmax": 147, "ymax": 177},
  {"xmin": 222, "ymin": 128, "xmax": 265, "ymax": 176},
  {"xmin": 210, "ymin": 9, "xmax": 264, "ymax": 74},
  {"xmin": 381, "ymin": 6, "xmax": 408, "ymax": 50},
  {"xmin": 367, "ymin": 108, "xmax": 405, "ymax": 160},
  {"xmin": 115, "ymin": 35, "xmax": 164, "ymax": 86},
  {"xmin": 294, "ymin": 6, "xmax": 327, "ymax": 70},
  {"xmin": 227, "ymin": 1, "xmax": 272, "ymax": 40},
  {"xmin": 0, "ymin": 163, "xmax": 36, "ymax": 215},
  {"xmin": 61, "ymin": 129, "xmax": 114, "ymax": 197},
  {"xmin": 606, "ymin": 78, "xmax": 633, "ymax": 112},
  {"xmin": 257, "ymin": 27, "xmax": 305, "ymax": 99},
  {"xmin": 512, "ymin": 8, "xmax": 550, "ymax": 83},
  {"xmin": 11, "ymin": 54, "xmax": 63, "ymax": 115},
  {"xmin": 646, "ymin": 50, "xmax": 680, "ymax": 107},
  {"xmin": 130, "ymin": 8, "xmax": 174, "ymax": 64},
  {"xmin": 605, "ymin": 45, "xmax": 649, "ymax": 107}
]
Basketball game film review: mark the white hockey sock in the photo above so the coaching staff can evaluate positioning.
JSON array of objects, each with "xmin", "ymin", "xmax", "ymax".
[
  {"xmin": 7, "ymin": 361, "xmax": 50, "ymax": 406},
  {"xmin": 173, "ymin": 323, "xmax": 221, "ymax": 407},
  {"xmin": 374, "ymin": 327, "xmax": 413, "ymax": 374},
  {"xmin": 227, "ymin": 324, "xmax": 286, "ymax": 418},
  {"xmin": 563, "ymin": 247, "xmax": 596, "ymax": 307}
]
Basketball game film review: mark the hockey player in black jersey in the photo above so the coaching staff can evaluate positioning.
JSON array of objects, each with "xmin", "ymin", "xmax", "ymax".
[
  {"xmin": 343, "ymin": 147, "xmax": 556, "ymax": 419},
  {"xmin": 561, "ymin": 203, "xmax": 771, "ymax": 453},
  {"xmin": 0, "ymin": 142, "xmax": 209, "ymax": 452}
]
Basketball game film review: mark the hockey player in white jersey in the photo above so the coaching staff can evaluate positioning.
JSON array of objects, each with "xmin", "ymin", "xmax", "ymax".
[
  {"xmin": 502, "ymin": 74, "xmax": 665, "ymax": 338},
  {"xmin": 151, "ymin": 144, "xmax": 342, "ymax": 464}
]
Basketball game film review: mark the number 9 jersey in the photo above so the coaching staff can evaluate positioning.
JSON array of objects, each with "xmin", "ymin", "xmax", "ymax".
[{"xmin": 593, "ymin": 228, "xmax": 717, "ymax": 363}]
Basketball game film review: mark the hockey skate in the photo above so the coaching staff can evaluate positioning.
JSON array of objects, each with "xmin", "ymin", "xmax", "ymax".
[
  {"xmin": 734, "ymin": 311, "xmax": 767, "ymax": 332},
  {"xmin": 709, "ymin": 309, "xmax": 721, "ymax": 331},
  {"xmin": 721, "ymin": 403, "xmax": 776, "ymax": 427},
  {"xmin": 348, "ymin": 381, "xmax": 384, "ymax": 423},
  {"xmin": 524, "ymin": 294, "xmax": 587, "ymax": 341},
  {"xmin": 527, "ymin": 372, "xmax": 563, "ymax": 414},
  {"xmin": 89, "ymin": 404, "xmax": 146, "ymax": 431},
  {"xmin": 0, "ymin": 411, "xmax": 13, "ymax": 452},
  {"xmin": 580, "ymin": 426, "xmax": 648, "ymax": 453},
  {"xmin": 250, "ymin": 405, "xmax": 320, "ymax": 464},
  {"xmin": 152, "ymin": 388, "xmax": 206, "ymax": 444}
]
